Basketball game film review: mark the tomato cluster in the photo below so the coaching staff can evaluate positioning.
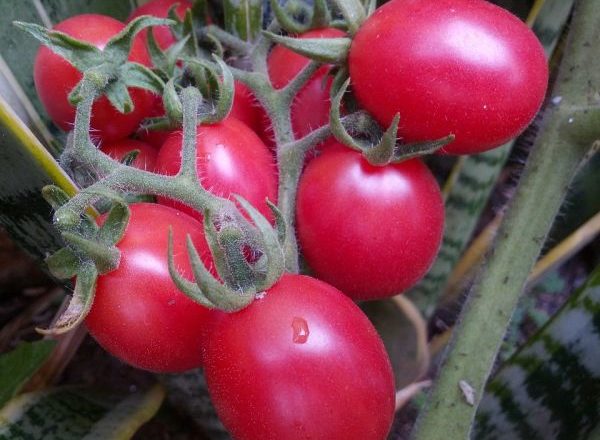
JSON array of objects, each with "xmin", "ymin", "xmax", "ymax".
[{"xmin": 30, "ymin": 0, "xmax": 547, "ymax": 438}]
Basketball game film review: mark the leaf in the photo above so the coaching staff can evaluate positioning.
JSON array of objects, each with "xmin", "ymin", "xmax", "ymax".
[
  {"xmin": 0, "ymin": 384, "xmax": 165, "ymax": 440},
  {"xmin": 0, "ymin": 341, "xmax": 56, "ymax": 407},
  {"xmin": 0, "ymin": 94, "xmax": 78, "ymax": 261},
  {"xmin": 474, "ymin": 265, "xmax": 600, "ymax": 439}
]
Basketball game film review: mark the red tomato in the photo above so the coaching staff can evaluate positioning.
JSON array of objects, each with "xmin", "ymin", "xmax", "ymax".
[
  {"xmin": 349, "ymin": 0, "xmax": 548, "ymax": 155},
  {"xmin": 33, "ymin": 14, "xmax": 155, "ymax": 142},
  {"xmin": 230, "ymin": 81, "xmax": 271, "ymax": 144},
  {"xmin": 156, "ymin": 117, "xmax": 277, "ymax": 221},
  {"xmin": 100, "ymin": 139, "xmax": 158, "ymax": 171},
  {"xmin": 85, "ymin": 203, "xmax": 216, "ymax": 372},
  {"xmin": 128, "ymin": 0, "xmax": 192, "ymax": 51},
  {"xmin": 204, "ymin": 273, "xmax": 395, "ymax": 440},
  {"xmin": 268, "ymin": 28, "xmax": 346, "ymax": 139},
  {"xmin": 296, "ymin": 142, "xmax": 444, "ymax": 300}
]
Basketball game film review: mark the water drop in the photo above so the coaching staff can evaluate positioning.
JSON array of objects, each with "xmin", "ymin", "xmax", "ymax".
[{"xmin": 291, "ymin": 317, "xmax": 309, "ymax": 344}]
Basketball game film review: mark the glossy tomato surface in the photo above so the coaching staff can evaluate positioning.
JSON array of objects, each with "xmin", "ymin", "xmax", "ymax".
[
  {"xmin": 128, "ymin": 0, "xmax": 192, "ymax": 50},
  {"xmin": 156, "ymin": 117, "xmax": 277, "ymax": 221},
  {"xmin": 33, "ymin": 14, "xmax": 154, "ymax": 142},
  {"xmin": 349, "ymin": 0, "xmax": 548, "ymax": 154},
  {"xmin": 268, "ymin": 28, "xmax": 346, "ymax": 139},
  {"xmin": 100, "ymin": 139, "xmax": 158, "ymax": 171},
  {"xmin": 85, "ymin": 203, "xmax": 215, "ymax": 372},
  {"xmin": 297, "ymin": 143, "xmax": 444, "ymax": 300},
  {"xmin": 204, "ymin": 273, "xmax": 395, "ymax": 440}
]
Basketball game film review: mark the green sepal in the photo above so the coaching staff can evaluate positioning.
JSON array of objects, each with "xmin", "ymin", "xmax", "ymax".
[
  {"xmin": 104, "ymin": 77, "xmax": 134, "ymax": 114},
  {"xmin": 61, "ymin": 232, "xmax": 120, "ymax": 274},
  {"xmin": 331, "ymin": 0, "xmax": 366, "ymax": 35},
  {"xmin": 121, "ymin": 62, "xmax": 165, "ymax": 96},
  {"xmin": 364, "ymin": 0, "xmax": 377, "ymax": 15},
  {"xmin": 97, "ymin": 201, "xmax": 130, "ymax": 246},
  {"xmin": 167, "ymin": 228, "xmax": 217, "ymax": 309},
  {"xmin": 361, "ymin": 113, "xmax": 400, "ymax": 165},
  {"xmin": 269, "ymin": 0, "xmax": 309, "ymax": 34},
  {"xmin": 391, "ymin": 135, "xmax": 456, "ymax": 163},
  {"xmin": 203, "ymin": 210, "xmax": 256, "ymax": 291},
  {"xmin": 329, "ymin": 78, "xmax": 364, "ymax": 152},
  {"xmin": 104, "ymin": 16, "xmax": 175, "ymax": 65},
  {"xmin": 197, "ymin": 56, "xmax": 234, "ymax": 124},
  {"xmin": 223, "ymin": 0, "xmax": 263, "ymax": 41},
  {"xmin": 311, "ymin": 0, "xmax": 332, "ymax": 28},
  {"xmin": 235, "ymin": 196, "xmax": 285, "ymax": 290},
  {"xmin": 45, "ymin": 247, "xmax": 79, "ymax": 280},
  {"xmin": 180, "ymin": 9, "xmax": 200, "ymax": 58},
  {"xmin": 37, "ymin": 262, "xmax": 97, "ymax": 335},
  {"xmin": 42, "ymin": 185, "xmax": 71, "ymax": 210},
  {"xmin": 120, "ymin": 150, "xmax": 140, "ymax": 167},
  {"xmin": 186, "ymin": 234, "xmax": 255, "ymax": 312},
  {"xmin": 262, "ymin": 31, "xmax": 350, "ymax": 64},
  {"xmin": 163, "ymin": 78, "xmax": 184, "ymax": 123},
  {"xmin": 13, "ymin": 21, "xmax": 101, "ymax": 71},
  {"xmin": 267, "ymin": 199, "xmax": 287, "ymax": 247}
]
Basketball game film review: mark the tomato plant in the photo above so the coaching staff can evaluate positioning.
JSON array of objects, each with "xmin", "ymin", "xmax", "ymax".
[
  {"xmin": 33, "ymin": 14, "xmax": 155, "ymax": 142},
  {"xmin": 349, "ymin": 0, "xmax": 548, "ymax": 154},
  {"xmin": 156, "ymin": 117, "xmax": 278, "ymax": 221},
  {"xmin": 268, "ymin": 28, "xmax": 346, "ymax": 139},
  {"xmin": 99, "ymin": 138, "xmax": 158, "ymax": 171},
  {"xmin": 203, "ymin": 273, "xmax": 395, "ymax": 440},
  {"xmin": 297, "ymin": 141, "xmax": 444, "ymax": 300},
  {"xmin": 85, "ymin": 203, "xmax": 216, "ymax": 373}
]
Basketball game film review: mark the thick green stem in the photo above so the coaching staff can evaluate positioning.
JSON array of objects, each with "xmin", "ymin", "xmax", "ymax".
[{"xmin": 411, "ymin": 0, "xmax": 600, "ymax": 438}]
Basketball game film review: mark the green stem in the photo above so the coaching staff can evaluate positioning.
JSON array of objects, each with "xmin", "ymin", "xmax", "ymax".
[{"xmin": 411, "ymin": 0, "xmax": 600, "ymax": 438}]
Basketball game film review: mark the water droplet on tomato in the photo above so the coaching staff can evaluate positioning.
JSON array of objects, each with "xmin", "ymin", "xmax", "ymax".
[{"xmin": 291, "ymin": 317, "xmax": 309, "ymax": 344}]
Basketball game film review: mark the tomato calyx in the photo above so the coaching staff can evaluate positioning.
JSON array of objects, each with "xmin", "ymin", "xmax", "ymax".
[
  {"xmin": 38, "ymin": 186, "xmax": 132, "ymax": 335},
  {"xmin": 329, "ymin": 78, "xmax": 455, "ymax": 165},
  {"xmin": 263, "ymin": 31, "xmax": 351, "ymax": 64},
  {"xmin": 15, "ymin": 16, "xmax": 168, "ymax": 113}
]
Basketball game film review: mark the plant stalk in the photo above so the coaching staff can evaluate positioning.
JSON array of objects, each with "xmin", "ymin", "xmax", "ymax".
[{"xmin": 411, "ymin": 0, "xmax": 600, "ymax": 437}]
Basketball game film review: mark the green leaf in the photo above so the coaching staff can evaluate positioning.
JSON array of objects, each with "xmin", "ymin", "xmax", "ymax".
[
  {"xmin": 0, "ymin": 384, "xmax": 165, "ymax": 440},
  {"xmin": 0, "ymin": 341, "xmax": 56, "ymax": 407},
  {"xmin": 474, "ymin": 265, "xmax": 600, "ymax": 439}
]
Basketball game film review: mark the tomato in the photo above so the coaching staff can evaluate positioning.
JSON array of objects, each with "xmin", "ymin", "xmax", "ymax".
[
  {"xmin": 203, "ymin": 273, "xmax": 395, "ymax": 440},
  {"xmin": 349, "ymin": 0, "xmax": 548, "ymax": 155},
  {"xmin": 296, "ymin": 141, "xmax": 444, "ymax": 300},
  {"xmin": 33, "ymin": 14, "xmax": 155, "ymax": 142},
  {"xmin": 99, "ymin": 139, "xmax": 158, "ymax": 171},
  {"xmin": 156, "ymin": 117, "xmax": 277, "ymax": 222},
  {"xmin": 268, "ymin": 28, "xmax": 346, "ymax": 140},
  {"xmin": 85, "ymin": 203, "xmax": 216, "ymax": 373},
  {"xmin": 128, "ymin": 0, "xmax": 193, "ymax": 51}
]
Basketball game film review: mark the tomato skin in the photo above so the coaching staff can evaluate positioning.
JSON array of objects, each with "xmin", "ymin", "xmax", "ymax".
[
  {"xmin": 85, "ymin": 203, "xmax": 215, "ymax": 373},
  {"xmin": 268, "ymin": 28, "xmax": 346, "ymax": 139},
  {"xmin": 33, "ymin": 14, "xmax": 154, "ymax": 142},
  {"xmin": 204, "ymin": 273, "xmax": 395, "ymax": 440},
  {"xmin": 156, "ymin": 117, "xmax": 277, "ymax": 222},
  {"xmin": 100, "ymin": 139, "xmax": 158, "ymax": 171},
  {"xmin": 297, "ymin": 142, "xmax": 444, "ymax": 300},
  {"xmin": 128, "ymin": 0, "xmax": 193, "ymax": 51},
  {"xmin": 349, "ymin": 0, "xmax": 548, "ymax": 155},
  {"xmin": 230, "ymin": 81, "xmax": 270, "ymax": 143}
]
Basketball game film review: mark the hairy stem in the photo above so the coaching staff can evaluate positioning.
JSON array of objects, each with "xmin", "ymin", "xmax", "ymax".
[{"xmin": 411, "ymin": 0, "xmax": 600, "ymax": 438}]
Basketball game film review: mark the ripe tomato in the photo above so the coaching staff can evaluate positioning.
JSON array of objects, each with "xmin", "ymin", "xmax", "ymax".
[
  {"xmin": 85, "ymin": 203, "xmax": 215, "ymax": 373},
  {"xmin": 99, "ymin": 139, "xmax": 158, "ymax": 171},
  {"xmin": 33, "ymin": 14, "xmax": 155, "ymax": 142},
  {"xmin": 128, "ymin": 0, "xmax": 193, "ymax": 51},
  {"xmin": 268, "ymin": 28, "xmax": 346, "ymax": 140},
  {"xmin": 204, "ymin": 273, "xmax": 395, "ymax": 440},
  {"xmin": 230, "ymin": 81, "xmax": 270, "ymax": 144},
  {"xmin": 296, "ymin": 142, "xmax": 444, "ymax": 300},
  {"xmin": 349, "ymin": 0, "xmax": 548, "ymax": 155},
  {"xmin": 156, "ymin": 117, "xmax": 277, "ymax": 222}
]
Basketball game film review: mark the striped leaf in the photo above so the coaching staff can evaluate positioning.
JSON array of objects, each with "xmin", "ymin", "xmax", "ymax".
[
  {"xmin": 474, "ymin": 265, "xmax": 600, "ymax": 439},
  {"xmin": 0, "ymin": 384, "xmax": 165, "ymax": 440}
]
